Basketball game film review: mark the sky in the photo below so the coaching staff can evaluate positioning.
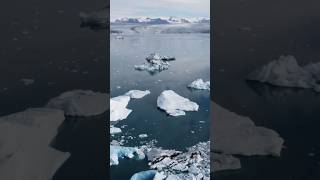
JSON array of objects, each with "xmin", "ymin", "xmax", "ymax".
[{"xmin": 110, "ymin": 0, "xmax": 210, "ymax": 20}]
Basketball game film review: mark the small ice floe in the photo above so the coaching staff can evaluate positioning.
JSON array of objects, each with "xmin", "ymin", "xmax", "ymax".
[
  {"xmin": 20, "ymin": 78, "xmax": 34, "ymax": 86},
  {"xmin": 212, "ymin": 153, "xmax": 241, "ymax": 172},
  {"xmin": 247, "ymin": 55, "xmax": 320, "ymax": 92},
  {"xmin": 146, "ymin": 53, "xmax": 175, "ymax": 61},
  {"xmin": 157, "ymin": 90, "xmax": 199, "ymax": 116},
  {"xmin": 110, "ymin": 126, "xmax": 122, "ymax": 135},
  {"xmin": 134, "ymin": 53, "xmax": 175, "ymax": 74},
  {"xmin": 110, "ymin": 145, "xmax": 145, "ymax": 166},
  {"xmin": 46, "ymin": 90, "xmax": 108, "ymax": 116},
  {"xmin": 188, "ymin": 79, "xmax": 210, "ymax": 90},
  {"xmin": 142, "ymin": 141, "xmax": 210, "ymax": 179},
  {"xmin": 130, "ymin": 170, "xmax": 157, "ymax": 180},
  {"xmin": 0, "ymin": 108, "xmax": 70, "ymax": 180},
  {"xmin": 212, "ymin": 102, "xmax": 284, "ymax": 156},
  {"xmin": 115, "ymin": 35, "xmax": 124, "ymax": 40},
  {"xmin": 138, "ymin": 134, "xmax": 148, "ymax": 138},
  {"xmin": 110, "ymin": 95, "xmax": 132, "ymax": 122},
  {"xmin": 125, "ymin": 90, "xmax": 150, "ymax": 99}
]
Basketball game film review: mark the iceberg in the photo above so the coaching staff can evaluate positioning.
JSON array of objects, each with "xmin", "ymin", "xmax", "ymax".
[
  {"xmin": 0, "ymin": 108, "xmax": 70, "ymax": 180},
  {"xmin": 46, "ymin": 90, "xmax": 108, "ymax": 116},
  {"xmin": 247, "ymin": 55, "xmax": 320, "ymax": 92},
  {"xmin": 110, "ymin": 126, "xmax": 122, "ymax": 135},
  {"xmin": 211, "ymin": 153, "xmax": 241, "ymax": 172},
  {"xmin": 138, "ymin": 134, "xmax": 148, "ymax": 138},
  {"xmin": 125, "ymin": 90, "xmax": 151, "ymax": 99},
  {"xmin": 157, "ymin": 90, "xmax": 199, "ymax": 116},
  {"xmin": 110, "ymin": 145, "xmax": 145, "ymax": 166},
  {"xmin": 20, "ymin": 78, "xmax": 34, "ymax": 86},
  {"xmin": 130, "ymin": 170, "xmax": 157, "ymax": 180},
  {"xmin": 188, "ymin": 79, "xmax": 210, "ymax": 90},
  {"xmin": 134, "ymin": 53, "xmax": 174, "ymax": 74},
  {"xmin": 110, "ymin": 95, "xmax": 132, "ymax": 122},
  {"xmin": 212, "ymin": 102, "xmax": 284, "ymax": 156},
  {"xmin": 145, "ymin": 142, "xmax": 210, "ymax": 179}
]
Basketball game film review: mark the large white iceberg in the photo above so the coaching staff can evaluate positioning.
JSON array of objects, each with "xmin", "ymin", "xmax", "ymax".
[
  {"xmin": 125, "ymin": 90, "xmax": 151, "ymax": 99},
  {"xmin": 46, "ymin": 90, "xmax": 108, "ymax": 116},
  {"xmin": 157, "ymin": 90, "xmax": 199, "ymax": 116},
  {"xmin": 188, "ymin": 79, "xmax": 210, "ymax": 90},
  {"xmin": 110, "ymin": 145, "xmax": 145, "ymax": 166},
  {"xmin": 110, "ymin": 95, "xmax": 132, "ymax": 122},
  {"xmin": 212, "ymin": 102, "xmax": 284, "ymax": 156},
  {"xmin": 247, "ymin": 55, "xmax": 320, "ymax": 92},
  {"xmin": 0, "ymin": 108, "xmax": 70, "ymax": 180}
]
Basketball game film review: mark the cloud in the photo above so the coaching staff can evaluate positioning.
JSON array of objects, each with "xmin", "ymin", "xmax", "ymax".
[{"xmin": 110, "ymin": 0, "xmax": 210, "ymax": 20}]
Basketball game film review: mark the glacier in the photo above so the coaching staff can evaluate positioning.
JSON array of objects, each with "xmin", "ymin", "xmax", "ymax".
[
  {"xmin": 46, "ymin": 90, "xmax": 108, "ymax": 116},
  {"xmin": 157, "ymin": 90, "xmax": 199, "ymax": 116},
  {"xmin": 188, "ymin": 79, "xmax": 210, "ymax": 90},
  {"xmin": 247, "ymin": 55, "xmax": 320, "ymax": 92}
]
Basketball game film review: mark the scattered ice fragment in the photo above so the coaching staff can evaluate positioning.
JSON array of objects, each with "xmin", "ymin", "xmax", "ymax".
[
  {"xmin": 20, "ymin": 78, "xmax": 34, "ymax": 86},
  {"xmin": 135, "ymin": 53, "xmax": 175, "ymax": 74},
  {"xmin": 139, "ymin": 134, "xmax": 148, "ymax": 138},
  {"xmin": 130, "ymin": 170, "xmax": 157, "ymax": 180},
  {"xmin": 157, "ymin": 90, "xmax": 199, "ymax": 116},
  {"xmin": 212, "ymin": 102, "xmax": 284, "ymax": 156},
  {"xmin": 146, "ymin": 53, "xmax": 175, "ymax": 61},
  {"xmin": 115, "ymin": 35, "xmax": 124, "ymax": 39},
  {"xmin": 110, "ymin": 95, "xmax": 132, "ymax": 122},
  {"xmin": 188, "ymin": 79, "xmax": 210, "ymax": 90},
  {"xmin": 110, "ymin": 145, "xmax": 145, "ymax": 166},
  {"xmin": 125, "ymin": 90, "xmax": 151, "ymax": 99},
  {"xmin": 46, "ymin": 90, "xmax": 108, "ymax": 116},
  {"xmin": 247, "ymin": 55, "xmax": 320, "ymax": 92},
  {"xmin": 145, "ymin": 142, "xmax": 210, "ymax": 179},
  {"xmin": 110, "ymin": 126, "xmax": 122, "ymax": 135}
]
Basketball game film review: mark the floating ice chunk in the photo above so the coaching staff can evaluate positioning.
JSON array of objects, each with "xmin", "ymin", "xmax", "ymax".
[
  {"xmin": 115, "ymin": 35, "xmax": 124, "ymax": 39},
  {"xmin": 130, "ymin": 170, "xmax": 157, "ymax": 180},
  {"xmin": 20, "ymin": 78, "xmax": 34, "ymax": 86},
  {"xmin": 110, "ymin": 145, "xmax": 145, "ymax": 166},
  {"xmin": 135, "ymin": 53, "xmax": 175, "ymax": 74},
  {"xmin": 146, "ymin": 142, "xmax": 210, "ymax": 179},
  {"xmin": 0, "ymin": 108, "xmax": 70, "ymax": 180},
  {"xmin": 157, "ymin": 90, "xmax": 199, "ymax": 116},
  {"xmin": 110, "ymin": 95, "xmax": 132, "ymax": 122},
  {"xmin": 211, "ymin": 153, "xmax": 241, "ymax": 172},
  {"xmin": 146, "ymin": 53, "xmax": 175, "ymax": 62},
  {"xmin": 188, "ymin": 79, "xmax": 210, "ymax": 90},
  {"xmin": 139, "ymin": 134, "xmax": 148, "ymax": 138},
  {"xmin": 110, "ymin": 126, "xmax": 122, "ymax": 135},
  {"xmin": 46, "ymin": 90, "xmax": 108, "ymax": 116},
  {"xmin": 212, "ymin": 102, "xmax": 284, "ymax": 156},
  {"xmin": 247, "ymin": 55, "xmax": 315, "ymax": 89},
  {"xmin": 153, "ymin": 172, "xmax": 167, "ymax": 180},
  {"xmin": 125, "ymin": 90, "xmax": 151, "ymax": 99}
]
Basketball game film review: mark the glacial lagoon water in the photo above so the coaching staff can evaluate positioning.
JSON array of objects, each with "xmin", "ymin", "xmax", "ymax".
[{"xmin": 110, "ymin": 33, "xmax": 210, "ymax": 179}]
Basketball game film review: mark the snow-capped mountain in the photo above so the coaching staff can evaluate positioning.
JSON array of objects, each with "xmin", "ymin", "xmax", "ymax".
[{"xmin": 111, "ymin": 17, "xmax": 210, "ymax": 25}]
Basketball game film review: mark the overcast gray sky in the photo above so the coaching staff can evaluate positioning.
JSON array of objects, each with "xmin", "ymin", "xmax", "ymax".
[{"xmin": 110, "ymin": 0, "xmax": 210, "ymax": 20}]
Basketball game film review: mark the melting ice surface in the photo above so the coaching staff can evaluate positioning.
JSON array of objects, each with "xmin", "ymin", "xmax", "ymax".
[
  {"xmin": 188, "ymin": 79, "xmax": 210, "ymax": 90},
  {"xmin": 157, "ymin": 90, "xmax": 199, "ymax": 116},
  {"xmin": 247, "ymin": 55, "xmax": 320, "ymax": 92}
]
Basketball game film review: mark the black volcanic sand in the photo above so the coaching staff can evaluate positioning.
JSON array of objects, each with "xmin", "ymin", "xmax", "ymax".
[
  {"xmin": 0, "ymin": 0, "xmax": 108, "ymax": 179},
  {"xmin": 213, "ymin": 0, "xmax": 320, "ymax": 179}
]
